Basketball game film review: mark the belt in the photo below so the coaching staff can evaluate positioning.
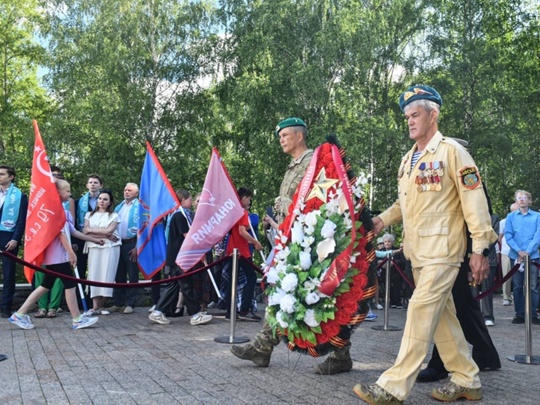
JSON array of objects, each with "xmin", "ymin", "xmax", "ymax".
[{"xmin": 121, "ymin": 237, "xmax": 137, "ymax": 244}]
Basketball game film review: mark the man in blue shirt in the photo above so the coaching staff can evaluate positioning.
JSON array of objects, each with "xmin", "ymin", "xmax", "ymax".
[{"xmin": 504, "ymin": 189, "xmax": 540, "ymax": 324}]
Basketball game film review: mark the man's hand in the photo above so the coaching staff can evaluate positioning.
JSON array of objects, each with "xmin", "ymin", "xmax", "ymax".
[
  {"xmin": 253, "ymin": 241, "xmax": 263, "ymax": 251},
  {"xmin": 372, "ymin": 217, "xmax": 384, "ymax": 235},
  {"xmin": 469, "ymin": 253, "xmax": 489, "ymax": 285},
  {"xmin": 129, "ymin": 248, "xmax": 137, "ymax": 262},
  {"xmin": 4, "ymin": 240, "xmax": 18, "ymax": 251}
]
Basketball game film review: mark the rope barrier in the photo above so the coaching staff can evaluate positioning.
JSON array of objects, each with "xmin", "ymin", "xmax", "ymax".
[
  {"xmin": 375, "ymin": 256, "xmax": 415, "ymax": 289},
  {"xmin": 474, "ymin": 262, "xmax": 521, "ymax": 301},
  {"xmin": 0, "ymin": 249, "xmax": 231, "ymax": 288}
]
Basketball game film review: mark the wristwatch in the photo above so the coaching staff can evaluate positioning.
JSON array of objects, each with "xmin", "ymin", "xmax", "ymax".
[{"xmin": 475, "ymin": 248, "xmax": 489, "ymax": 257}]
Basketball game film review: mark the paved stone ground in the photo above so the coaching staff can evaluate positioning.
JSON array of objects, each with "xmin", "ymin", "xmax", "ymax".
[{"xmin": 1, "ymin": 296, "xmax": 539, "ymax": 405}]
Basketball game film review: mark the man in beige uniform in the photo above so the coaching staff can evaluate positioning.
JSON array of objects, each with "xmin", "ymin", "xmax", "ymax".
[
  {"xmin": 230, "ymin": 117, "xmax": 356, "ymax": 374},
  {"xmin": 354, "ymin": 86, "xmax": 497, "ymax": 404}
]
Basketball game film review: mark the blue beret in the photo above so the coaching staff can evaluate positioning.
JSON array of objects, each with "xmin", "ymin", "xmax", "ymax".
[
  {"xmin": 275, "ymin": 117, "xmax": 306, "ymax": 136},
  {"xmin": 399, "ymin": 85, "xmax": 442, "ymax": 112}
]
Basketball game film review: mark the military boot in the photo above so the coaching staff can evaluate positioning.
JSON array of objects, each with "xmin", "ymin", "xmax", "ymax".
[
  {"xmin": 230, "ymin": 344, "xmax": 272, "ymax": 367},
  {"xmin": 315, "ymin": 345, "xmax": 353, "ymax": 375}
]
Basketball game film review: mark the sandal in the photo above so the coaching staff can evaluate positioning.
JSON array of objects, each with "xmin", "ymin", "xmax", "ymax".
[
  {"xmin": 46, "ymin": 309, "xmax": 57, "ymax": 318},
  {"xmin": 35, "ymin": 308, "xmax": 47, "ymax": 318}
]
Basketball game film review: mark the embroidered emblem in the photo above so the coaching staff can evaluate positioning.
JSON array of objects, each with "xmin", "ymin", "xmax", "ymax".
[{"xmin": 459, "ymin": 166, "xmax": 481, "ymax": 190}]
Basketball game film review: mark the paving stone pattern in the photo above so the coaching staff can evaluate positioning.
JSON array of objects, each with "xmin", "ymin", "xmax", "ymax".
[{"xmin": 1, "ymin": 300, "xmax": 539, "ymax": 404}]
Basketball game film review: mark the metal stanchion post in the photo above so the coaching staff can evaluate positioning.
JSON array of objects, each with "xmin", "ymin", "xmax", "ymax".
[
  {"xmin": 372, "ymin": 254, "xmax": 401, "ymax": 331},
  {"xmin": 215, "ymin": 249, "xmax": 250, "ymax": 344},
  {"xmin": 508, "ymin": 255, "xmax": 540, "ymax": 365}
]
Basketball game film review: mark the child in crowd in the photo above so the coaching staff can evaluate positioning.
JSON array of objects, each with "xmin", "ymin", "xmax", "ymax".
[{"xmin": 8, "ymin": 179, "xmax": 104, "ymax": 330}]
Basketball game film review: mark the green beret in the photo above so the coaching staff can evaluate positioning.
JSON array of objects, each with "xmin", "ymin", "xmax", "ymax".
[
  {"xmin": 275, "ymin": 117, "xmax": 306, "ymax": 136},
  {"xmin": 399, "ymin": 85, "xmax": 442, "ymax": 112}
]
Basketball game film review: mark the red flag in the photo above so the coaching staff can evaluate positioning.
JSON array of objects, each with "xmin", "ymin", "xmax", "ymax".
[
  {"xmin": 23, "ymin": 120, "xmax": 66, "ymax": 282},
  {"xmin": 176, "ymin": 148, "xmax": 244, "ymax": 271}
]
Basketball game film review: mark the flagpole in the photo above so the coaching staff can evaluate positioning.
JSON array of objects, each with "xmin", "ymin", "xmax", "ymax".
[
  {"xmin": 248, "ymin": 216, "xmax": 266, "ymax": 262},
  {"xmin": 179, "ymin": 207, "xmax": 222, "ymax": 299},
  {"xmin": 73, "ymin": 266, "xmax": 88, "ymax": 312}
]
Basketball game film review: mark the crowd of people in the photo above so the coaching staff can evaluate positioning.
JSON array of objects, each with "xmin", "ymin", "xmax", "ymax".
[
  {"xmin": 3, "ymin": 167, "xmax": 266, "ymax": 331},
  {"xmin": 2, "ymin": 84, "xmax": 540, "ymax": 404}
]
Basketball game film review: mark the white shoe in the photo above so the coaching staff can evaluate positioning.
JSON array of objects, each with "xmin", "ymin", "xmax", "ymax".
[
  {"xmin": 9, "ymin": 313, "xmax": 35, "ymax": 330},
  {"xmin": 148, "ymin": 305, "xmax": 156, "ymax": 313},
  {"xmin": 485, "ymin": 319, "xmax": 494, "ymax": 327},
  {"xmin": 84, "ymin": 309, "xmax": 100, "ymax": 316},
  {"xmin": 123, "ymin": 306, "xmax": 134, "ymax": 314},
  {"xmin": 190, "ymin": 312, "xmax": 212, "ymax": 325},
  {"xmin": 149, "ymin": 312, "xmax": 170, "ymax": 325},
  {"xmin": 72, "ymin": 316, "xmax": 99, "ymax": 330},
  {"xmin": 376, "ymin": 304, "xmax": 384, "ymax": 310},
  {"xmin": 502, "ymin": 299, "xmax": 511, "ymax": 306}
]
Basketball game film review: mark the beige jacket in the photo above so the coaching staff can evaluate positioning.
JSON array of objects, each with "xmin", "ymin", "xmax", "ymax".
[{"xmin": 379, "ymin": 131, "xmax": 497, "ymax": 268}]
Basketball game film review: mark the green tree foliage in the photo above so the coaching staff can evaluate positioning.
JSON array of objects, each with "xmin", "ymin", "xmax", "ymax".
[
  {"xmin": 1, "ymin": 0, "xmax": 538, "ymax": 220},
  {"xmin": 420, "ymin": 0, "xmax": 540, "ymax": 214},
  {"xmin": 215, "ymin": 0, "xmax": 429, "ymax": 213},
  {"xmin": 42, "ymin": 0, "xmax": 220, "ymax": 196},
  {"xmin": 0, "ymin": 0, "xmax": 50, "ymax": 186}
]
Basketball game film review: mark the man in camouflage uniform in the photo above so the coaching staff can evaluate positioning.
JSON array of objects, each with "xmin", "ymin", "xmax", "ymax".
[{"xmin": 230, "ymin": 117, "xmax": 354, "ymax": 375}]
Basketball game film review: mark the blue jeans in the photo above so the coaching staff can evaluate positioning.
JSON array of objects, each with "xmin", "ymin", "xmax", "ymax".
[{"xmin": 511, "ymin": 259, "xmax": 539, "ymax": 319}]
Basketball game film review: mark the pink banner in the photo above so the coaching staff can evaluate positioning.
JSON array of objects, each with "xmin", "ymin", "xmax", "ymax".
[{"xmin": 176, "ymin": 148, "xmax": 244, "ymax": 271}]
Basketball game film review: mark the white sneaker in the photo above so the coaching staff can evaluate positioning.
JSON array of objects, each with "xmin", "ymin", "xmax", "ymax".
[
  {"xmin": 149, "ymin": 312, "xmax": 170, "ymax": 325},
  {"xmin": 9, "ymin": 313, "xmax": 35, "ymax": 330},
  {"xmin": 485, "ymin": 319, "xmax": 495, "ymax": 327},
  {"xmin": 72, "ymin": 316, "xmax": 99, "ymax": 330},
  {"xmin": 123, "ymin": 306, "xmax": 134, "ymax": 314},
  {"xmin": 376, "ymin": 304, "xmax": 384, "ymax": 310},
  {"xmin": 84, "ymin": 309, "xmax": 100, "ymax": 316},
  {"xmin": 365, "ymin": 311, "xmax": 378, "ymax": 322},
  {"xmin": 148, "ymin": 305, "xmax": 156, "ymax": 313},
  {"xmin": 207, "ymin": 301, "xmax": 217, "ymax": 309},
  {"xmin": 502, "ymin": 299, "xmax": 511, "ymax": 306},
  {"xmin": 190, "ymin": 312, "xmax": 212, "ymax": 325}
]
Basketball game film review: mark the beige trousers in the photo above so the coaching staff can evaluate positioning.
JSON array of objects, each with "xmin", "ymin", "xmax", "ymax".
[
  {"xmin": 500, "ymin": 254, "xmax": 513, "ymax": 301},
  {"xmin": 376, "ymin": 264, "xmax": 480, "ymax": 400}
]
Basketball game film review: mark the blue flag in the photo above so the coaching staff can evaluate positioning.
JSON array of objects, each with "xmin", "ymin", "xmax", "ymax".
[{"xmin": 137, "ymin": 142, "xmax": 180, "ymax": 279}]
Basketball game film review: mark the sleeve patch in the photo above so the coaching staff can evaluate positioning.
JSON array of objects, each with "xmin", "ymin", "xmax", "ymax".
[{"xmin": 459, "ymin": 166, "xmax": 482, "ymax": 190}]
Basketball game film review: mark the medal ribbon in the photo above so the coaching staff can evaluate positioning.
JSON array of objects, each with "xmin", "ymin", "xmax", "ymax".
[{"xmin": 318, "ymin": 144, "xmax": 356, "ymax": 296}]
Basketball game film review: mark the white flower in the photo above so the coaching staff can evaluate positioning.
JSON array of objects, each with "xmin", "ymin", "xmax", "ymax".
[
  {"xmin": 321, "ymin": 220, "xmax": 337, "ymax": 239},
  {"xmin": 303, "ymin": 309, "xmax": 319, "ymax": 327},
  {"xmin": 325, "ymin": 198, "xmax": 339, "ymax": 214},
  {"xmin": 305, "ymin": 211, "xmax": 318, "ymax": 227},
  {"xmin": 275, "ymin": 260, "xmax": 287, "ymax": 273},
  {"xmin": 279, "ymin": 233, "xmax": 288, "ymax": 245},
  {"xmin": 276, "ymin": 310, "xmax": 289, "ymax": 328},
  {"xmin": 281, "ymin": 273, "xmax": 298, "ymax": 293},
  {"xmin": 317, "ymin": 238, "xmax": 336, "ymax": 262},
  {"xmin": 275, "ymin": 246, "xmax": 290, "ymax": 261},
  {"xmin": 299, "ymin": 251, "xmax": 312, "ymax": 270},
  {"xmin": 304, "ymin": 280, "xmax": 315, "ymax": 291},
  {"xmin": 268, "ymin": 288, "xmax": 287, "ymax": 306},
  {"xmin": 266, "ymin": 266, "xmax": 280, "ymax": 284},
  {"xmin": 304, "ymin": 224, "xmax": 315, "ymax": 235},
  {"xmin": 280, "ymin": 294, "xmax": 297, "ymax": 314},
  {"xmin": 300, "ymin": 235, "xmax": 315, "ymax": 251},
  {"xmin": 337, "ymin": 192, "xmax": 349, "ymax": 214},
  {"xmin": 305, "ymin": 292, "xmax": 320, "ymax": 305},
  {"xmin": 291, "ymin": 221, "xmax": 304, "ymax": 244}
]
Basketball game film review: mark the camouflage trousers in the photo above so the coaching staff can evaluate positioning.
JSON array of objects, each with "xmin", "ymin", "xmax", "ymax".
[
  {"xmin": 252, "ymin": 320, "xmax": 281, "ymax": 354},
  {"xmin": 252, "ymin": 316, "xmax": 350, "ymax": 360}
]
